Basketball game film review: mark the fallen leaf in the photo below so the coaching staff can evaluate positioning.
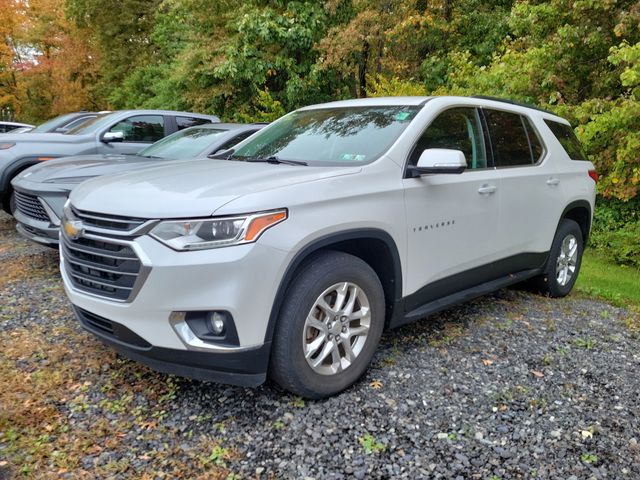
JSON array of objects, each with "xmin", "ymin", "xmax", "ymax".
[
  {"xmin": 370, "ymin": 380, "xmax": 383, "ymax": 389},
  {"xmin": 581, "ymin": 430, "xmax": 593, "ymax": 439},
  {"xmin": 482, "ymin": 359, "xmax": 494, "ymax": 366},
  {"xmin": 531, "ymin": 370, "xmax": 545, "ymax": 378}
]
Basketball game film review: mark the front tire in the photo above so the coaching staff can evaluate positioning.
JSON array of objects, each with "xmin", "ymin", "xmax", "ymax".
[
  {"xmin": 531, "ymin": 219, "xmax": 584, "ymax": 297},
  {"xmin": 269, "ymin": 251, "xmax": 385, "ymax": 399}
]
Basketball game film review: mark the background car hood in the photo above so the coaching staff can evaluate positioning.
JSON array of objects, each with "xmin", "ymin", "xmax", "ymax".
[
  {"xmin": 70, "ymin": 158, "xmax": 361, "ymax": 218},
  {"xmin": 17, "ymin": 154, "xmax": 153, "ymax": 183}
]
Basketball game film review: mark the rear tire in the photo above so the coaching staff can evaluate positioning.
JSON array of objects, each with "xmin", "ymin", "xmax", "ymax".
[
  {"xmin": 530, "ymin": 219, "xmax": 583, "ymax": 297},
  {"xmin": 269, "ymin": 251, "xmax": 385, "ymax": 399}
]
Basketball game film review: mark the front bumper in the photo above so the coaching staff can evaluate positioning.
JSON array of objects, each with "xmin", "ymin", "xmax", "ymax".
[
  {"xmin": 12, "ymin": 183, "xmax": 70, "ymax": 246},
  {"xmin": 62, "ymin": 232, "xmax": 289, "ymax": 385},
  {"xmin": 74, "ymin": 306, "xmax": 270, "ymax": 386},
  {"xmin": 14, "ymin": 213, "xmax": 60, "ymax": 246}
]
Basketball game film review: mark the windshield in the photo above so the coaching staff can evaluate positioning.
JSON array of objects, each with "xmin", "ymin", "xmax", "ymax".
[
  {"xmin": 138, "ymin": 127, "xmax": 229, "ymax": 158},
  {"xmin": 66, "ymin": 112, "xmax": 117, "ymax": 135},
  {"xmin": 231, "ymin": 106, "xmax": 420, "ymax": 165},
  {"xmin": 31, "ymin": 113, "xmax": 78, "ymax": 133}
]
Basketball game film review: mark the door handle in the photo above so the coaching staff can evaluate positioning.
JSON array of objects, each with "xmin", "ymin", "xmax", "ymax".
[
  {"xmin": 546, "ymin": 177, "xmax": 560, "ymax": 186},
  {"xmin": 478, "ymin": 184, "xmax": 497, "ymax": 195}
]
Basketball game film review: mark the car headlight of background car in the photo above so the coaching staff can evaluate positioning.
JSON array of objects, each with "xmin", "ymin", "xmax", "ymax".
[{"xmin": 149, "ymin": 209, "xmax": 287, "ymax": 251}]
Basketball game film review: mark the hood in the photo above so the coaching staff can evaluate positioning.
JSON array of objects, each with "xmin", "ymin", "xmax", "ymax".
[
  {"xmin": 15, "ymin": 154, "xmax": 154, "ymax": 184},
  {"xmin": 70, "ymin": 158, "xmax": 361, "ymax": 218},
  {"xmin": 0, "ymin": 132, "xmax": 92, "ymax": 144}
]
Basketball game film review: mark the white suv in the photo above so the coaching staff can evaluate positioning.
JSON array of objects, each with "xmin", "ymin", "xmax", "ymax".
[{"xmin": 60, "ymin": 96, "xmax": 596, "ymax": 398}]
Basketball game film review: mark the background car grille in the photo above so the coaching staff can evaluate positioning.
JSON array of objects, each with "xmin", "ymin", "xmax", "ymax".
[
  {"xmin": 71, "ymin": 207, "xmax": 147, "ymax": 232},
  {"xmin": 14, "ymin": 191, "xmax": 50, "ymax": 222},
  {"xmin": 61, "ymin": 233, "xmax": 142, "ymax": 301}
]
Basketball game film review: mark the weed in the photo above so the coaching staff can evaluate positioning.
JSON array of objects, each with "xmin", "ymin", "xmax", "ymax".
[
  {"xmin": 359, "ymin": 434, "xmax": 385, "ymax": 454},
  {"xmin": 573, "ymin": 337, "xmax": 595, "ymax": 350},
  {"xmin": 581, "ymin": 453, "xmax": 599, "ymax": 464}
]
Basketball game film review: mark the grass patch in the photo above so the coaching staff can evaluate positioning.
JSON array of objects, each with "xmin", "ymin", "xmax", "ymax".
[
  {"xmin": 576, "ymin": 251, "xmax": 640, "ymax": 308},
  {"xmin": 0, "ymin": 326, "xmax": 233, "ymax": 478}
]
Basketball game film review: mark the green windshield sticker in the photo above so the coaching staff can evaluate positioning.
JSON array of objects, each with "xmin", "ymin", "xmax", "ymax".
[{"xmin": 394, "ymin": 111, "xmax": 411, "ymax": 121}]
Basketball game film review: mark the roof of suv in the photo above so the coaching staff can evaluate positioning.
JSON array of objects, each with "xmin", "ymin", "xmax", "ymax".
[
  {"xmin": 108, "ymin": 109, "xmax": 220, "ymax": 119},
  {"xmin": 300, "ymin": 95, "xmax": 568, "ymax": 124}
]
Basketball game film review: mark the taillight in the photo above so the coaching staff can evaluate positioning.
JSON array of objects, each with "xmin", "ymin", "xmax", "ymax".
[{"xmin": 588, "ymin": 169, "xmax": 598, "ymax": 182}]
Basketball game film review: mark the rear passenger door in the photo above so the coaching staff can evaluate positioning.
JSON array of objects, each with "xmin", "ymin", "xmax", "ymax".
[
  {"xmin": 402, "ymin": 107, "xmax": 502, "ymax": 304},
  {"xmin": 483, "ymin": 108, "xmax": 565, "ymax": 263}
]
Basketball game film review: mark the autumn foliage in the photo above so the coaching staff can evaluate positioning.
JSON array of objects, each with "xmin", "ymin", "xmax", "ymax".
[{"xmin": 1, "ymin": 0, "xmax": 640, "ymax": 206}]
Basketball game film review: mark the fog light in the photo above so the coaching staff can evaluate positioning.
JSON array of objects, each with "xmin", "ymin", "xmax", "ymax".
[
  {"xmin": 171, "ymin": 310, "xmax": 239, "ymax": 347},
  {"xmin": 208, "ymin": 312, "xmax": 226, "ymax": 335}
]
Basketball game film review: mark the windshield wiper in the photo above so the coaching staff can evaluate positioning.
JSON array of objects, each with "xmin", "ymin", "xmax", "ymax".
[{"xmin": 245, "ymin": 156, "xmax": 308, "ymax": 166}]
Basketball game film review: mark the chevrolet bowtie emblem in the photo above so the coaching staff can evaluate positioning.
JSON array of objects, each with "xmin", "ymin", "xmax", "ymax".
[{"xmin": 63, "ymin": 220, "xmax": 84, "ymax": 240}]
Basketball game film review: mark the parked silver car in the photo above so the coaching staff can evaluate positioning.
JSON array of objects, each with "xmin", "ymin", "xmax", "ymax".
[
  {"xmin": 0, "ymin": 121, "xmax": 34, "ymax": 133},
  {"xmin": 0, "ymin": 110, "xmax": 220, "ymax": 213},
  {"xmin": 28, "ymin": 111, "xmax": 109, "ymax": 134},
  {"xmin": 12, "ymin": 123, "xmax": 263, "ymax": 246}
]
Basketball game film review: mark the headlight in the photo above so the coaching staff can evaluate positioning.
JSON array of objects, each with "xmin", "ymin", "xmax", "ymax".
[
  {"xmin": 0, "ymin": 143, "xmax": 15, "ymax": 150},
  {"xmin": 44, "ymin": 176, "xmax": 95, "ymax": 184},
  {"xmin": 150, "ymin": 209, "xmax": 287, "ymax": 251}
]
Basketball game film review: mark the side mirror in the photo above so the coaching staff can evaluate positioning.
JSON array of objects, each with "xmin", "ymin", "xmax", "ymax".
[
  {"xmin": 54, "ymin": 127, "xmax": 69, "ymax": 134},
  {"xmin": 407, "ymin": 148, "xmax": 467, "ymax": 177},
  {"xmin": 102, "ymin": 131, "xmax": 124, "ymax": 143}
]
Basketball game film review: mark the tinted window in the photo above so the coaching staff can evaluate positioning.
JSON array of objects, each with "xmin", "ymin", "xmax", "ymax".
[
  {"xmin": 176, "ymin": 116, "xmax": 212, "ymax": 130},
  {"xmin": 484, "ymin": 110, "xmax": 533, "ymax": 167},
  {"xmin": 66, "ymin": 112, "xmax": 115, "ymax": 135},
  {"xmin": 109, "ymin": 115, "xmax": 165, "ymax": 142},
  {"xmin": 0, "ymin": 125, "xmax": 10, "ymax": 133},
  {"xmin": 544, "ymin": 120, "xmax": 587, "ymax": 160},
  {"xmin": 524, "ymin": 119, "xmax": 544, "ymax": 161},
  {"xmin": 138, "ymin": 127, "xmax": 228, "ymax": 158},
  {"xmin": 59, "ymin": 116, "xmax": 95, "ymax": 132},
  {"xmin": 220, "ymin": 130, "xmax": 257, "ymax": 150},
  {"xmin": 31, "ymin": 113, "xmax": 77, "ymax": 133},
  {"xmin": 232, "ymin": 106, "xmax": 419, "ymax": 165},
  {"xmin": 409, "ymin": 107, "xmax": 487, "ymax": 169}
]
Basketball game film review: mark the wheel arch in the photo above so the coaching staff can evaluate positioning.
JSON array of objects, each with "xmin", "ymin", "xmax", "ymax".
[
  {"xmin": 560, "ymin": 200, "xmax": 592, "ymax": 246},
  {"xmin": 264, "ymin": 229, "xmax": 403, "ymax": 345}
]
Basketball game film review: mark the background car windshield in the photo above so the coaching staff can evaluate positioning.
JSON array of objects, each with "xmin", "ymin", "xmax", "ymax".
[
  {"xmin": 65, "ymin": 113, "xmax": 116, "ymax": 135},
  {"xmin": 231, "ymin": 106, "xmax": 420, "ymax": 165},
  {"xmin": 138, "ymin": 127, "xmax": 228, "ymax": 158},
  {"xmin": 31, "ymin": 113, "xmax": 77, "ymax": 133}
]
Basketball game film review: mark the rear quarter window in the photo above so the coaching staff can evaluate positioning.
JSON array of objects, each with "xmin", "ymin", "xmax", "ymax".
[{"xmin": 544, "ymin": 120, "xmax": 588, "ymax": 160}]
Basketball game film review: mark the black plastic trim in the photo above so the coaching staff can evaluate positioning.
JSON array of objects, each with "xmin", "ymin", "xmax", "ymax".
[
  {"xmin": 559, "ymin": 200, "xmax": 592, "ymax": 245},
  {"xmin": 398, "ymin": 267, "xmax": 543, "ymax": 327},
  {"xmin": 264, "ymin": 229, "xmax": 403, "ymax": 345},
  {"xmin": 394, "ymin": 252, "xmax": 549, "ymax": 328},
  {"xmin": 74, "ymin": 306, "xmax": 269, "ymax": 387},
  {"xmin": 184, "ymin": 310, "xmax": 240, "ymax": 347}
]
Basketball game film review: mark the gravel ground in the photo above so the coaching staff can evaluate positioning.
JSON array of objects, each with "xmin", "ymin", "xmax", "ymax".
[{"xmin": 1, "ymin": 210, "xmax": 639, "ymax": 479}]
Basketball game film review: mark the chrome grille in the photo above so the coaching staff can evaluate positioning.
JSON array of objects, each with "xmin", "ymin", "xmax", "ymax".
[
  {"xmin": 61, "ymin": 232, "xmax": 142, "ymax": 301},
  {"xmin": 14, "ymin": 191, "xmax": 50, "ymax": 222},
  {"xmin": 71, "ymin": 207, "xmax": 147, "ymax": 232}
]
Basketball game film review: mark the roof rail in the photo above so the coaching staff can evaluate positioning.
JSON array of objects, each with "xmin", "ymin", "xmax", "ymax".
[{"xmin": 471, "ymin": 95, "xmax": 556, "ymax": 115}]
